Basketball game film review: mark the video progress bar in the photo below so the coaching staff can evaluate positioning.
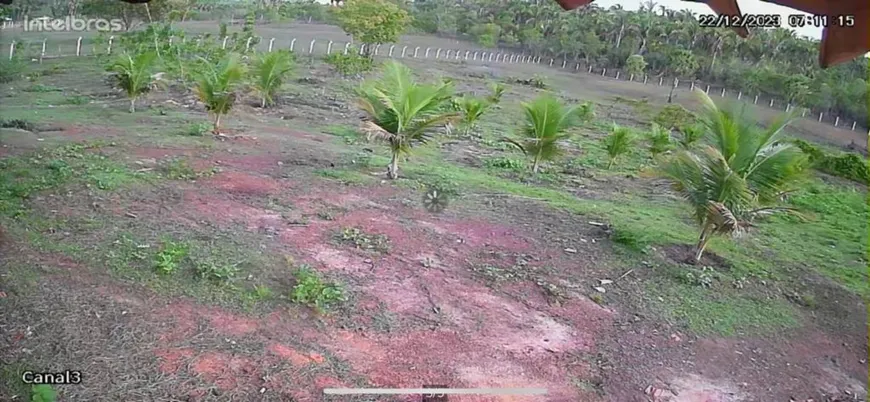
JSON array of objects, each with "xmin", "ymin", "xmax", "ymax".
[{"xmin": 324, "ymin": 388, "xmax": 548, "ymax": 395}]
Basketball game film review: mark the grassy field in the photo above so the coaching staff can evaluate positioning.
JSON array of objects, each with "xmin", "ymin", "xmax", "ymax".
[{"xmin": 0, "ymin": 22, "xmax": 867, "ymax": 402}]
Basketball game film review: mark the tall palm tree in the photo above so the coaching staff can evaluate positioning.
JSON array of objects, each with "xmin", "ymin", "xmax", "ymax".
[
  {"xmin": 657, "ymin": 90, "xmax": 808, "ymax": 263},
  {"xmin": 106, "ymin": 51, "xmax": 161, "ymax": 113},
  {"xmin": 504, "ymin": 94, "xmax": 585, "ymax": 173},
  {"xmin": 193, "ymin": 53, "xmax": 246, "ymax": 133},
  {"xmin": 357, "ymin": 61, "xmax": 457, "ymax": 179}
]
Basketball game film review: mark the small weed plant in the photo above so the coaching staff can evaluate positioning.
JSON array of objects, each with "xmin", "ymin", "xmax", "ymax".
[
  {"xmin": 155, "ymin": 240, "xmax": 189, "ymax": 274},
  {"xmin": 291, "ymin": 266, "xmax": 346, "ymax": 312}
]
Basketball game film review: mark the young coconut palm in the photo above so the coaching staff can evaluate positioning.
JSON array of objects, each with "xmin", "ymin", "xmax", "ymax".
[
  {"xmin": 678, "ymin": 123, "xmax": 704, "ymax": 149},
  {"xmin": 647, "ymin": 122, "xmax": 673, "ymax": 159},
  {"xmin": 657, "ymin": 90, "xmax": 808, "ymax": 263},
  {"xmin": 604, "ymin": 124, "xmax": 636, "ymax": 169},
  {"xmin": 356, "ymin": 61, "xmax": 457, "ymax": 179},
  {"xmin": 504, "ymin": 94, "xmax": 582, "ymax": 173},
  {"xmin": 487, "ymin": 82, "xmax": 506, "ymax": 104},
  {"xmin": 193, "ymin": 53, "xmax": 246, "ymax": 133},
  {"xmin": 252, "ymin": 50, "xmax": 295, "ymax": 108},
  {"xmin": 452, "ymin": 95, "xmax": 490, "ymax": 136},
  {"xmin": 106, "ymin": 51, "xmax": 161, "ymax": 113}
]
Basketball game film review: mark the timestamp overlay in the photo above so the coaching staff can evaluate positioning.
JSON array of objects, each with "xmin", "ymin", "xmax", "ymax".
[
  {"xmin": 698, "ymin": 13, "xmax": 782, "ymax": 28},
  {"xmin": 787, "ymin": 14, "xmax": 857, "ymax": 28}
]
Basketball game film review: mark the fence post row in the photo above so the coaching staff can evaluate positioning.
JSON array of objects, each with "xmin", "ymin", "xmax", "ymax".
[{"xmin": 10, "ymin": 35, "xmax": 865, "ymax": 133}]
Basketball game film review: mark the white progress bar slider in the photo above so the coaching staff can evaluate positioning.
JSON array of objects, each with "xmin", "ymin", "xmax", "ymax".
[{"xmin": 323, "ymin": 388, "xmax": 548, "ymax": 395}]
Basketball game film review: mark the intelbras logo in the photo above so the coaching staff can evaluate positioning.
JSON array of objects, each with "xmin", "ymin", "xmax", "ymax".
[{"xmin": 23, "ymin": 15, "xmax": 125, "ymax": 32}]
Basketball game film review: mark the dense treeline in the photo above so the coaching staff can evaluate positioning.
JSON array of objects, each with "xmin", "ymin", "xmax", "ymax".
[
  {"xmin": 408, "ymin": 0, "xmax": 869, "ymax": 127},
  {"xmin": 3, "ymin": 0, "xmax": 866, "ymax": 126}
]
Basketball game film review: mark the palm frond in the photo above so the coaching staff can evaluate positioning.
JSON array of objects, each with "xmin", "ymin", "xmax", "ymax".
[
  {"xmin": 604, "ymin": 124, "xmax": 636, "ymax": 167},
  {"xmin": 252, "ymin": 50, "xmax": 294, "ymax": 107},
  {"xmin": 355, "ymin": 61, "xmax": 455, "ymax": 162},
  {"xmin": 501, "ymin": 137, "xmax": 528, "ymax": 155}
]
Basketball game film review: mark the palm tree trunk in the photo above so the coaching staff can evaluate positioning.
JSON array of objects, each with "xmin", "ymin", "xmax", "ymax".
[
  {"xmin": 261, "ymin": 96, "xmax": 267, "ymax": 108},
  {"xmin": 129, "ymin": 98, "xmax": 136, "ymax": 113},
  {"xmin": 387, "ymin": 151, "xmax": 399, "ymax": 179},
  {"xmin": 607, "ymin": 158, "xmax": 614, "ymax": 169},
  {"xmin": 693, "ymin": 221, "xmax": 713, "ymax": 263},
  {"xmin": 213, "ymin": 114, "xmax": 222, "ymax": 133},
  {"xmin": 533, "ymin": 149, "xmax": 542, "ymax": 173}
]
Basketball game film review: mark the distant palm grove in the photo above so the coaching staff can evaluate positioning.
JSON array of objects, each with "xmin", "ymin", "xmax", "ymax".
[{"xmin": 407, "ymin": 0, "xmax": 868, "ymax": 128}]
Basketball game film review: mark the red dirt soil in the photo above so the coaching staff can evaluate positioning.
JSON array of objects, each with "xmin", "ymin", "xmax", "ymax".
[{"xmin": 148, "ymin": 183, "xmax": 618, "ymax": 401}]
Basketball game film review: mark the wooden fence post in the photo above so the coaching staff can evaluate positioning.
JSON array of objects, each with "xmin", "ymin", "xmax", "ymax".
[
  {"xmin": 290, "ymin": 38, "xmax": 297, "ymax": 52},
  {"xmin": 308, "ymin": 39, "xmax": 315, "ymax": 54},
  {"xmin": 413, "ymin": 47, "xmax": 419, "ymax": 57},
  {"xmin": 326, "ymin": 41, "xmax": 333, "ymax": 54},
  {"xmin": 268, "ymin": 38, "xmax": 275, "ymax": 52}
]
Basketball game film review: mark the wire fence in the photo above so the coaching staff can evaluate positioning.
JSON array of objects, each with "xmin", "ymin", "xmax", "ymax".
[{"xmin": 1, "ymin": 22, "xmax": 866, "ymax": 135}]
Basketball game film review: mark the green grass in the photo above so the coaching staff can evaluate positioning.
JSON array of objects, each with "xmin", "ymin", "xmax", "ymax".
[
  {"xmin": 314, "ymin": 168, "xmax": 375, "ymax": 185},
  {"xmin": 343, "ymin": 133, "xmax": 865, "ymax": 336},
  {"xmin": 0, "ymin": 362, "xmax": 30, "ymax": 399},
  {"xmin": 0, "ymin": 143, "xmax": 145, "ymax": 216},
  {"xmin": 649, "ymin": 280, "xmax": 800, "ymax": 336}
]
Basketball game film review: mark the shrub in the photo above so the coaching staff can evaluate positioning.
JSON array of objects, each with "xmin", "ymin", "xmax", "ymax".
[
  {"xmin": 653, "ymin": 104, "xmax": 696, "ymax": 131},
  {"xmin": 324, "ymin": 52, "xmax": 374, "ymax": 77},
  {"xmin": 794, "ymin": 139, "xmax": 868, "ymax": 183},
  {"xmin": 0, "ymin": 57, "xmax": 25, "ymax": 84}
]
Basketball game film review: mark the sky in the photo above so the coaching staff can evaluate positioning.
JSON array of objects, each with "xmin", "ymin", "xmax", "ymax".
[{"xmin": 591, "ymin": 0, "xmax": 823, "ymax": 39}]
